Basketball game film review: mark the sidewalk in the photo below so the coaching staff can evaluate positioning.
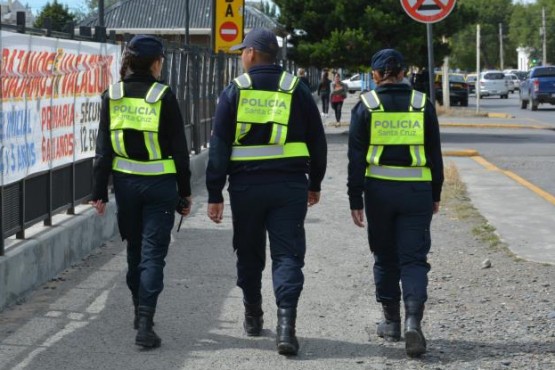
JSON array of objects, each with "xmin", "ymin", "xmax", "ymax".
[
  {"xmin": 0, "ymin": 122, "xmax": 554, "ymax": 369},
  {"xmin": 1, "ymin": 90, "xmax": 555, "ymax": 368}
]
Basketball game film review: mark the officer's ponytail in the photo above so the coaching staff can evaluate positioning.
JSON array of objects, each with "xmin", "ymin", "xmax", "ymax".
[
  {"xmin": 119, "ymin": 50, "xmax": 159, "ymax": 81},
  {"xmin": 377, "ymin": 57, "xmax": 403, "ymax": 83}
]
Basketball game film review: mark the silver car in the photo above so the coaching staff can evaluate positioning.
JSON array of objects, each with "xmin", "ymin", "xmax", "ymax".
[
  {"xmin": 504, "ymin": 73, "xmax": 520, "ymax": 93},
  {"xmin": 477, "ymin": 71, "xmax": 510, "ymax": 99}
]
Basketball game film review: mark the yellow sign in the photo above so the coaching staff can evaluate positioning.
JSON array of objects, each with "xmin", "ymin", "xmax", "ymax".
[{"xmin": 213, "ymin": 0, "xmax": 245, "ymax": 54}]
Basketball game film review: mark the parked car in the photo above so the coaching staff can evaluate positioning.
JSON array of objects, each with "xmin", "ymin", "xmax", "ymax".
[
  {"xmin": 477, "ymin": 71, "xmax": 510, "ymax": 99},
  {"xmin": 434, "ymin": 72, "xmax": 469, "ymax": 106},
  {"xmin": 519, "ymin": 66, "xmax": 555, "ymax": 111},
  {"xmin": 504, "ymin": 73, "xmax": 520, "ymax": 93},
  {"xmin": 466, "ymin": 74, "xmax": 477, "ymax": 94},
  {"xmin": 341, "ymin": 74, "xmax": 361, "ymax": 93}
]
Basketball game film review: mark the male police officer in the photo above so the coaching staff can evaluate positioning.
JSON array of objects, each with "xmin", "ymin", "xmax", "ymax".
[
  {"xmin": 206, "ymin": 28, "xmax": 327, "ymax": 356},
  {"xmin": 347, "ymin": 49, "xmax": 443, "ymax": 357}
]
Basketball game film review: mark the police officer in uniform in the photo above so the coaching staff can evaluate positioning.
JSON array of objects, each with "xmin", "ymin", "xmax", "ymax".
[
  {"xmin": 91, "ymin": 35, "xmax": 192, "ymax": 349},
  {"xmin": 347, "ymin": 49, "xmax": 443, "ymax": 358},
  {"xmin": 206, "ymin": 28, "xmax": 327, "ymax": 356}
]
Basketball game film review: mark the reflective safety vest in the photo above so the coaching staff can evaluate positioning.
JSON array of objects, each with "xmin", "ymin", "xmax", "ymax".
[
  {"xmin": 108, "ymin": 81, "xmax": 176, "ymax": 175},
  {"xmin": 360, "ymin": 90, "xmax": 431, "ymax": 181},
  {"xmin": 230, "ymin": 71, "xmax": 310, "ymax": 161}
]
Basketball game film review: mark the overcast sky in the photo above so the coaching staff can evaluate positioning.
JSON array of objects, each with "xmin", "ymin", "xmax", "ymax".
[{"xmin": 22, "ymin": 0, "xmax": 538, "ymax": 14}]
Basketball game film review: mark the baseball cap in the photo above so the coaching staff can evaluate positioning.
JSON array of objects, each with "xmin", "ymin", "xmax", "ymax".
[
  {"xmin": 127, "ymin": 35, "xmax": 165, "ymax": 58},
  {"xmin": 371, "ymin": 49, "xmax": 406, "ymax": 71},
  {"xmin": 230, "ymin": 28, "xmax": 279, "ymax": 57}
]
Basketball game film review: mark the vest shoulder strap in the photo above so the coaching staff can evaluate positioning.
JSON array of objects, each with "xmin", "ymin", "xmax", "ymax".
[
  {"xmin": 145, "ymin": 82, "xmax": 169, "ymax": 103},
  {"xmin": 233, "ymin": 73, "xmax": 252, "ymax": 89},
  {"xmin": 278, "ymin": 71, "xmax": 299, "ymax": 92},
  {"xmin": 410, "ymin": 90, "xmax": 426, "ymax": 110},
  {"xmin": 108, "ymin": 82, "xmax": 124, "ymax": 100},
  {"xmin": 360, "ymin": 90, "xmax": 381, "ymax": 111}
]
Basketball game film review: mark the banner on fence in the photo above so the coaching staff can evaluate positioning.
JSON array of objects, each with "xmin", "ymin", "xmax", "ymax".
[{"xmin": 0, "ymin": 31, "xmax": 120, "ymax": 186}]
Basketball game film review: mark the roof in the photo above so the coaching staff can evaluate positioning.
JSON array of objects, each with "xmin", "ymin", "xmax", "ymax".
[{"xmin": 79, "ymin": 0, "xmax": 280, "ymax": 34}]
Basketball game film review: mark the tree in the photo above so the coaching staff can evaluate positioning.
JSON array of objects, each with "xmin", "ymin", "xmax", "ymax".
[
  {"xmin": 274, "ymin": 0, "xmax": 475, "ymax": 70},
  {"xmin": 85, "ymin": 0, "xmax": 118, "ymax": 12},
  {"xmin": 33, "ymin": 1, "xmax": 76, "ymax": 32}
]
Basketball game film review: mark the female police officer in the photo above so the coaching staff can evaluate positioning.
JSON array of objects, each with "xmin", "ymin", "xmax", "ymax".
[
  {"xmin": 347, "ymin": 49, "xmax": 443, "ymax": 357},
  {"xmin": 90, "ymin": 35, "xmax": 192, "ymax": 349}
]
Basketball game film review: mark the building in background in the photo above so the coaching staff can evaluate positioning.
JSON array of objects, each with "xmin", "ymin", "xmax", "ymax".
[{"xmin": 0, "ymin": 0, "xmax": 35, "ymax": 26}]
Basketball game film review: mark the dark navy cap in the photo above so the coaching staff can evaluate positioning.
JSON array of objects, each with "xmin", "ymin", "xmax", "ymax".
[
  {"xmin": 230, "ymin": 28, "xmax": 279, "ymax": 57},
  {"xmin": 371, "ymin": 49, "xmax": 406, "ymax": 71},
  {"xmin": 127, "ymin": 35, "xmax": 165, "ymax": 58}
]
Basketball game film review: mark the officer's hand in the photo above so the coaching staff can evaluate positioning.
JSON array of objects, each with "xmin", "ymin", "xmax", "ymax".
[
  {"xmin": 351, "ymin": 209, "xmax": 365, "ymax": 228},
  {"xmin": 176, "ymin": 196, "xmax": 192, "ymax": 216},
  {"xmin": 307, "ymin": 191, "xmax": 320, "ymax": 207},
  {"xmin": 89, "ymin": 200, "xmax": 106, "ymax": 216},
  {"xmin": 433, "ymin": 201, "xmax": 440, "ymax": 215},
  {"xmin": 207, "ymin": 203, "xmax": 224, "ymax": 223}
]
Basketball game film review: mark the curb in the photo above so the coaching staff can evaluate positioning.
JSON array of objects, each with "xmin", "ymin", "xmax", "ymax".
[
  {"xmin": 487, "ymin": 112, "xmax": 514, "ymax": 119},
  {"xmin": 440, "ymin": 123, "xmax": 550, "ymax": 130},
  {"xmin": 443, "ymin": 149, "xmax": 479, "ymax": 157}
]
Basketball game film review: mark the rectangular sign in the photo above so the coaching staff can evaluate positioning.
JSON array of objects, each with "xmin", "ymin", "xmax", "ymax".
[
  {"xmin": 213, "ymin": 0, "xmax": 245, "ymax": 53},
  {"xmin": 1, "ymin": 31, "xmax": 120, "ymax": 186}
]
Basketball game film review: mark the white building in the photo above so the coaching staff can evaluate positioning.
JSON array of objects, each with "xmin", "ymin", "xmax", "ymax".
[
  {"xmin": 1, "ymin": 0, "xmax": 35, "ymax": 27},
  {"xmin": 517, "ymin": 47, "xmax": 532, "ymax": 71}
]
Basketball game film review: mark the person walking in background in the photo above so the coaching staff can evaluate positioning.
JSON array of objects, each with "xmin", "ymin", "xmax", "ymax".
[
  {"xmin": 205, "ymin": 28, "xmax": 327, "ymax": 356},
  {"xmin": 347, "ymin": 49, "xmax": 443, "ymax": 358},
  {"xmin": 297, "ymin": 68, "xmax": 310, "ymax": 90},
  {"xmin": 317, "ymin": 72, "xmax": 331, "ymax": 117},
  {"xmin": 330, "ymin": 73, "xmax": 348, "ymax": 127},
  {"xmin": 90, "ymin": 35, "xmax": 192, "ymax": 349}
]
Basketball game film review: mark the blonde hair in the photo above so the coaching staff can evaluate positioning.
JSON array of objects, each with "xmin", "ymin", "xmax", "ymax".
[{"xmin": 297, "ymin": 68, "xmax": 306, "ymax": 76}]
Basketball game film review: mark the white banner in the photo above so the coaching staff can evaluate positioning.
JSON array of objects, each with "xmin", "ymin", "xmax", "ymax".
[{"xmin": 1, "ymin": 31, "xmax": 120, "ymax": 186}]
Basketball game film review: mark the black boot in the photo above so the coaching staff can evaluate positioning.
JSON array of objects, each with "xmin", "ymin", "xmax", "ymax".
[
  {"xmin": 377, "ymin": 301, "xmax": 401, "ymax": 342},
  {"xmin": 404, "ymin": 301, "xmax": 426, "ymax": 358},
  {"xmin": 243, "ymin": 301, "xmax": 264, "ymax": 336},
  {"xmin": 135, "ymin": 306, "xmax": 161, "ymax": 348},
  {"xmin": 276, "ymin": 308, "xmax": 299, "ymax": 356}
]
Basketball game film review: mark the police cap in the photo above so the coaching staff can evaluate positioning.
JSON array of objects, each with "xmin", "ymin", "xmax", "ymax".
[
  {"xmin": 371, "ymin": 49, "xmax": 406, "ymax": 71},
  {"xmin": 230, "ymin": 28, "xmax": 279, "ymax": 58},
  {"xmin": 127, "ymin": 35, "xmax": 165, "ymax": 58}
]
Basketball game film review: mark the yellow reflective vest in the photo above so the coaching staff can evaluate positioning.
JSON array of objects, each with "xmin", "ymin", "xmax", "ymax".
[
  {"xmin": 108, "ymin": 81, "xmax": 176, "ymax": 175},
  {"xmin": 230, "ymin": 71, "xmax": 310, "ymax": 161},
  {"xmin": 360, "ymin": 90, "xmax": 431, "ymax": 181}
]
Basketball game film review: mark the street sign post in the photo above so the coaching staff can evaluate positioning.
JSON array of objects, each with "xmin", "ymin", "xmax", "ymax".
[{"xmin": 400, "ymin": 0, "xmax": 457, "ymax": 105}]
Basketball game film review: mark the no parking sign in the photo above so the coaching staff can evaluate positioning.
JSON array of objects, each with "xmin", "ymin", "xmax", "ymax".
[{"xmin": 400, "ymin": 0, "xmax": 456, "ymax": 24}]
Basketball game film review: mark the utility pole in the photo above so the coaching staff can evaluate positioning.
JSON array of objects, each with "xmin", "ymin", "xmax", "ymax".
[
  {"xmin": 99, "ymin": 0, "xmax": 104, "ymax": 27},
  {"xmin": 542, "ymin": 7, "xmax": 547, "ymax": 66},
  {"xmin": 476, "ymin": 24, "xmax": 481, "ymax": 114},
  {"xmin": 499, "ymin": 23, "xmax": 504, "ymax": 70}
]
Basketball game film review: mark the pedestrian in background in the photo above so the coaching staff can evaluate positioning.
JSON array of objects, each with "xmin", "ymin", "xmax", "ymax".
[
  {"xmin": 205, "ymin": 28, "xmax": 327, "ymax": 356},
  {"xmin": 330, "ymin": 73, "xmax": 348, "ymax": 126},
  {"xmin": 317, "ymin": 72, "xmax": 331, "ymax": 117},
  {"xmin": 90, "ymin": 35, "xmax": 192, "ymax": 349},
  {"xmin": 297, "ymin": 67, "xmax": 311, "ymax": 90},
  {"xmin": 347, "ymin": 49, "xmax": 443, "ymax": 358}
]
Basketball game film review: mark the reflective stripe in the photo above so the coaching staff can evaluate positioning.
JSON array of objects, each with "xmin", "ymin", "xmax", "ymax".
[
  {"xmin": 145, "ymin": 82, "xmax": 169, "ymax": 103},
  {"xmin": 144, "ymin": 132, "xmax": 161, "ymax": 160},
  {"xmin": 278, "ymin": 72, "xmax": 299, "ymax": 92},
  {"xmin": 109, "ymin": 82, "xmax": 124, "ymax": 100},
  {"xmin": 231, "ymin": 142, "xmax": 309, "ymax": 161},
  {"xmin": 113, "ymin": 157, "xmax": 176, "ymax": 175},
  {"xmin": 367, "ymin": 145, "xmax": 381, "ymax": 165},
  {"xmin": 234, "ymin": 73, "xmax": 252, "ymax": 89},
  {"xmin": 366, "ymin": 165, "xmax": 432, "ymax": 181},
  {"xmin": 361, "ymin": 90, "xmax": 382, "ymax": 111},
  {"xmin": 411, "ymin": 91, "xmax": 426, "ymax": 110},
  {"xmin": 410, "ymin": 145, "xmax": 426, "ymax": 166},
  {"xmin": 235, "ymin": 123, "xmax": 251, "ymax": 144},
  {"xmin": 111, "ymin": 130, "xmax": 127, "ymax": 157},
  {"xmin": 269, "ymin": 124, "xmax": 287, "ymax": 145}
]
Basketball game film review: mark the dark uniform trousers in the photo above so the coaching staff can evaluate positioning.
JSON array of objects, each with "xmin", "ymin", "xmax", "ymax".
[
  {"xmin": 114, "ymin": 173, "xmax": 178, "ymax": 308},
  {"xmin": 228, "ymin": 180, "xmax": 308, "ymax": 309},
  {"xmin": 364, "ymin": 178, "xmax": 433, "ymax": 305}
]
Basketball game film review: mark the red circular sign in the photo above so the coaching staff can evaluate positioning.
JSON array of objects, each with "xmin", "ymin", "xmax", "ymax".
[
  {"xmin": 219, "ymin": 21, "xmax": 239, "ymax": 42},
  {"xmin": 400, "ymin": 0, "xmax": 456, "ymax": 24}
]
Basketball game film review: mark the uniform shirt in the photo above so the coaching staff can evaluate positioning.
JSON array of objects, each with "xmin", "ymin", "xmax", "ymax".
[
  {"xmin": 92, "ymin": 72, "xmax": 191, "ymax": 202},
  {"xmin": 347, "ymin": 83, "xmax": 444, "ymax": 210},
  {"xmin": 206, "ymin": 64, "xmax": 327, "ymax": 203}
]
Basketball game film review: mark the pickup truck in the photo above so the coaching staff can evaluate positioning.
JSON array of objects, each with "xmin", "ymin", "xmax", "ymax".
[{"xmin": 519, "ymin": 66, "xmax": 555, "ymax": 111}]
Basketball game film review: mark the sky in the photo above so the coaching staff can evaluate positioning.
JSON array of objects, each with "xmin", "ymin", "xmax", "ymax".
[{"xmin": 21, "ymin": 0, "xmax": 538, "ymax": 15}]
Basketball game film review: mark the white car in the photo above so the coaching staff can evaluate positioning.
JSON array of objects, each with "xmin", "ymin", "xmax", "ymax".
[
  {"xmin": 342, "ymin": 74, "xmax": 361, "ymax": 93},
  {"xmin": 504, "ymin": 73, "xmax": 520, "ymax": 93},
  {"xmin": 477, "ymin": 71, "xmax": 510, "ymax": 99}
]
